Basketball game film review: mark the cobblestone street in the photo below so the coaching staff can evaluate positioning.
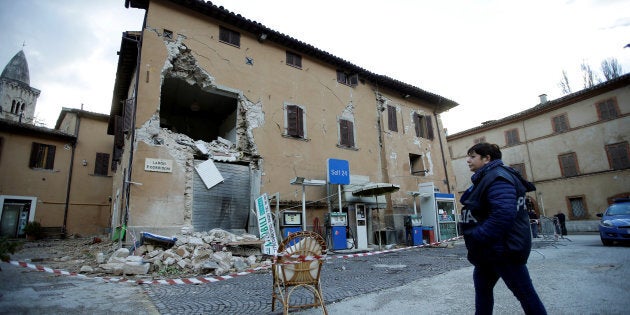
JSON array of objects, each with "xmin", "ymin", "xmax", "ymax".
[{"xmin": 145, "ymin": 242, "xmax": 470, "ymax": 314}]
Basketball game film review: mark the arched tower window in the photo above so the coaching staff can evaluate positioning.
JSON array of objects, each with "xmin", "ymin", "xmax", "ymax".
[{"xmin": 11, "ymin": 100, "xmax": 17, "ymax": 114}]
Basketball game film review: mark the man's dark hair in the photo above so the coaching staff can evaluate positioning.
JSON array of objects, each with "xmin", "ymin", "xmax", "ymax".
[{"xmin": 467, "ymin": 142, "xmax": 502, "ymax": 160}]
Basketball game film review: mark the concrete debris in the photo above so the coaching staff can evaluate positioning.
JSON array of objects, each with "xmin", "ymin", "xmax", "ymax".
[{"xmin": 90, "ymin": 228, "xmax": 267, "ymax": 277}]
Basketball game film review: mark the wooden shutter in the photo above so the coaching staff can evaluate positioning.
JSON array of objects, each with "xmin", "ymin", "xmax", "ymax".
[
  {"xmin": 413, "ymin": 114, "xmax": 421, "ymax": 137},
  {"xmin": 340, "ymin": 119, "xmax": 354, "ymax": 147},
  {"xmin": 45, "ymin": 145, "xmax": 55, "ymax": 170},
  {"xmin": 425, "ymin": 115, "xmax": 434, "ymax": 140},
  {"xmin": 29, "ymin": 142, "xmax": 39, "ymax": 168},
  {"xmin": 94, "ymin": 153, "xmax": 110, "ymax": 176},
  {"xmin": 286, "ymin": 105, "xmax": 304, "ymax": 137},
  {"xmin": 123, "ymin": 98, "xmax": 134, "ymax": 134},
  {"xmin": 387, "ymin": 105, "xmax": 397, "ymax": 132}
]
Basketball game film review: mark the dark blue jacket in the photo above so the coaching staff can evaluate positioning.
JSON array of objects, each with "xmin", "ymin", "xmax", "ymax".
[{"xmin": 460, "ymin": 160, "xmax": 535, "ymax": 265}]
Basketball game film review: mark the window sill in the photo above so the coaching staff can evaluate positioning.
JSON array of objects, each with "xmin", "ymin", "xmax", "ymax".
[
  {"xmin": 282, "ymin": 134, "xmax": 310, "ymax": 142},
  {"xmin": 336, "ymin": 144, "xmax": 359, "ymax": 151}
]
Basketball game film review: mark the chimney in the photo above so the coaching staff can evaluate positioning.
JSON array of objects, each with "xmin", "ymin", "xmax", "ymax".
[{"xmin": 539, "ymin": 94, "xmax": 548, "ymax": 104}]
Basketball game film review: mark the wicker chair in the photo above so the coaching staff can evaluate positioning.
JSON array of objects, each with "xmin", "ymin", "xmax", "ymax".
[{"xmin": 271, "ymin": 230, "xmax": 328, "ymax": 314}]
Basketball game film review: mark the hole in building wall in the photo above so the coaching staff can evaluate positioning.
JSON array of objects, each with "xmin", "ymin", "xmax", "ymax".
[{"xmin": 159, "ymin": 77, "xmax": 238, "ymax": 143}]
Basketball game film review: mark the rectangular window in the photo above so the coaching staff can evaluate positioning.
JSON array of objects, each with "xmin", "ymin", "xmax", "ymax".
[
  {"xmin": 413, "ymin": 113, "xmax": 434, "ymax": 140},
  {"xmin": 510, "ymin": 163, "xmax": 527, "ymax": 180},
  {"xmin": 336, "ymin": 70, "xmax": 358, "ymax": 86},
  {"xmin": 123, "ymin": 98, "xmax": 134, "ymax": 135},
  {"xmin": 559, "ymin": 152, "xmax": 579, "ymax": 177},
  {"xmin": 596, "ymin": 98, "xmax": 619, "ymax": 121},
  {"xmin": 29, "ymin": 142, "xmax": 56, "ymax": 170},
  {"xmin": 505, "ymin": 128, "xmax": 520, "ymax": 146},
  {"xmin": 94, "ymin": 153, "xmax": 110, "ymax": 176},
  {"xmin": 552, "ymin": 114, "xmax": 569, "ymax": 133},
  {"xmin": 285, "ymin": 104, "xmax": 305, "ymax": 138},
  {"xmin": 409, "ymin": 153, "xmax": 426, "ymax": 176},
  {"xmin": 286, "ymin": 51, "xmax": 302, "ymax": 68},
  {"xmin": 219, "ymin": 26, "xmax": 240, "ymax": 47},
  {"xmin": 568, "ymin": 196, "xmax": 587, "ymax": 219},
  {"xmin": 606, "ymin": 142, "xmax": 630, "ymax": 170},
  {"xmin": 473, "ymin": 137, "xmax": 486, "ymax": 144},
  {"xmin": 387, "ymin": 105, "xmax": 398, "ymax": 132},
  {"xmin": 339, "ymin": 118, "xmax": 355, "ymax": 148}
]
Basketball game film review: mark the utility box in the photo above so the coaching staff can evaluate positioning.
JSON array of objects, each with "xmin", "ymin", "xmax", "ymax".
[{"xmin": 418, "ymin": 182, "xmax": 459, "ymax": 242}]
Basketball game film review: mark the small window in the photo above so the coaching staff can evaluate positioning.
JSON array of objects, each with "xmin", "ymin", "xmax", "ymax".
[
  {"xmin": 94, "ymin": 153, "xmax": 110, "ymax": 176},
  {"xmin": 505, "ymin": 128, "xmax": 520, "ymax": 146},
  {"xmin": 413, "ymin": 113, "xmax": 434, "ymax": 140},
  {"xmin": 123, "ymin": 98, "xmax": 134, "ymax": 135},
  {"xmin": 285, "ymin": 104, "xmax": 305, "ymax": 139},
  {"xmin": 409, "ymin": 153, "xmax": 426, "ymax": 176},
  {"xmin": 387, "ymin": 105, "xmax": 398, "ymax": 132},
  {"xmin": 286, "ymin": 51, "xmax": 302, "ymax": 68},
  {"xmin": 606, "ymin": 142, "xmax": 630, "ymax": 170},
  {"xmin": 163, "ymin": 29, "xmax": 173, "ymax": 40},
  {"xmin": 473, "ymin": 137, "xmax": 486, "ymax": 144},
  {"xmin": 567, "ymin": 196, "xmax": 587, "ymax": 219},
  {"xmin": 510, "ymin": 163, "xmax": 527, "ymax": 180},
  {"xmin": 552, "ymin": 114, "xmax": 569, "ymax": 133},
  {"xmin": 29, "ymin": 142, "xmax": 56, "ymax": 170},
  {"xmin": 339, "ymin": 118, "xmax": 355, "ymax": 148},
  {"xmin": 596, "ymin": 98, "xmax": 619, "ymax": 121},
  {"xmin": 219, "ymin": 26, "xmax": 240, "ymax": 47},
  {"xmin": 559, "ymin": 152, "xmax": 579, "ymax": 177},
  {"xmin": 336, "ymin": 70, "xmax": 358, "ymax": 86}
]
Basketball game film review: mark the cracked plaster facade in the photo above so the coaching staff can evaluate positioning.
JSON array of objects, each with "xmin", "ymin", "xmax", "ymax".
[{"xmin": 110, "ymin": 0, "xmax": 458, "ymax": 244}]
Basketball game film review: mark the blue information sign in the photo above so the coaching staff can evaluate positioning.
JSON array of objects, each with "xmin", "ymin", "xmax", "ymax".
[{"xmin": 327, "ymin": 158, "xmax": 350, "ymax": 185}]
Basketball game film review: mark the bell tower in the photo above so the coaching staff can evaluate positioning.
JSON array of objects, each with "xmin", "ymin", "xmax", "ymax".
[{"xmin": 0, "ymin": 50, "xmax": 41, "ymax": 124}]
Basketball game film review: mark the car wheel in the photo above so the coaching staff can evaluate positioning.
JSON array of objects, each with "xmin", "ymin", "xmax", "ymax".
[{"xmin": 601, "ymin": 238, "xmax": 614, "ymax": 246}]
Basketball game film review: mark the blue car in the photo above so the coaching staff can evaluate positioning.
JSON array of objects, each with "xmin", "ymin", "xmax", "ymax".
[{"xmin": 597, "ymin": 198, "xmax": 630, "ymax": 246}]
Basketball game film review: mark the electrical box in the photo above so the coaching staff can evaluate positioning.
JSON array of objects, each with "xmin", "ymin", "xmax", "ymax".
[{"xmin": 418, "ymin": 182, "xmax": 459, "ymax": 242}]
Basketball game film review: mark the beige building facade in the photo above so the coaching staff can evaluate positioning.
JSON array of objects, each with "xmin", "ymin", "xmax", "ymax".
[
  {"xmin": 447, "ymin": 74, "xmax": 630, "ymax": 231},
  {"xmin": 0, "ymin": 108, "xmax": 114, "ymax": 237},
  {"xmin": 110, "ymin": 0, "xmax": 459, "ymax": 245}
]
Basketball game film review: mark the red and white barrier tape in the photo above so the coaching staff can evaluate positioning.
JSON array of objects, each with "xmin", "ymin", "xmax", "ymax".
[{"xmin": 7, "ymin": 235, "xmax": 463, "ymax": 285}]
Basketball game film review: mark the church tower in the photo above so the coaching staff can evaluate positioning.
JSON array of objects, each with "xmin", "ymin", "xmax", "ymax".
[{"xmin": 0, "ymin": 50, "xmax": 41, "ymax": 124}]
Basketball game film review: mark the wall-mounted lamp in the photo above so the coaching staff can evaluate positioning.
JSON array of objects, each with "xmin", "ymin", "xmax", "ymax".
[
  {"xmin": 404, "ymin": 94, "xmax": 411, "ymax": 99},
  {"xmin": 258, "ymin": 33, "xmax": 268, "ymax": 42},
  {"xmin": 82, "ymin": 159, "xmax": 88, "ymax": 166}
]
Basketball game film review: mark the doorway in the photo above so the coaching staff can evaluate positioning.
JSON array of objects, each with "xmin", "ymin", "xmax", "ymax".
[{"xmin": 0, "ymin": 197, "xmax": 36, "ymax": 237}]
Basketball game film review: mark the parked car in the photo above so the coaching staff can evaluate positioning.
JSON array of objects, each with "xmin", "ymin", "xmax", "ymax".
[{"xmin": 597, "ymin": 198, "xmax": 630, "ymax": 246}]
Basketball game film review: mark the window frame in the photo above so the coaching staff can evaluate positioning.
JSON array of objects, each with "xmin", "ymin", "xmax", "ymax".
[
  {"xmin": 566, "ymin": 195, "xmax": 588, "ymax": 220},
  {"xmin": 387, "ymin": 105, "xmax": 398, "ymax": 132},
  {"xmin": 605, "ymin": 141, "xmax": 630, "ymax": 170},
  {"xmin": 551, "ymin": 113, "xmax": 569, "ymax": 133},
  {"xmin": 286, "ymin": 51, "xmax": 302, "ymax": 69},
  {"xmin": 505, "ymin": 128, "xmax": 520, "ymax": 146},
  {"xmin": 595, "ymin": 98, "xmax": 619, "ymax": 121},
  {"xmin": 338, "ymin": 118, "xmax": 355, "ymax": 148},
  {"xmin": 413, "ymin": 113, "xmax": 434, "ymax": 140},
  {"xmin": 29, "ymin": 142, "xmax": 56, "ymax": 170},
  {"xmin": 558, "ymin": 152, "xmax": 579, "ymax": 177},
  {"xmin": 336, "ymin": 70, "xmax": 358, "ymax": 86},
  {"xmin": 284, "ymin": 104, "xmax": 306, "ymax": 139},
  {"xmin": 94, "ymin": 152, "xmax": 110, "ymax": 176},
  {"xmin": 219, "ymin": 26, "xmax": 240, "ymax": 47}
]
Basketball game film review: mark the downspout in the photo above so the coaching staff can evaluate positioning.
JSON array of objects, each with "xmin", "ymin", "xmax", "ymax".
[
  {"xmin": 121, "ymin": 12, "xmax": 146, "ymax": 242},
  {"xmin": 433, "ymin": 107, "xmax": 451, "ymax": 194},
  {"xmin": 63, "ymin": 114, "xmax": 80, "ymax": 233}
]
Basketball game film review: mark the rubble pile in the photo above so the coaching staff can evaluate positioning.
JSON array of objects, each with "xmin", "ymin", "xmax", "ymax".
[{"xmin": 91, "ymin": 229, "xmax": 269, "ymax": 277}]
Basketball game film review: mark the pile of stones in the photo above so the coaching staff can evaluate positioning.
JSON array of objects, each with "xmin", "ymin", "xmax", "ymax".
[{"xmin": 83, "ymin": 229, "xmax": 269, "ymax": 277}]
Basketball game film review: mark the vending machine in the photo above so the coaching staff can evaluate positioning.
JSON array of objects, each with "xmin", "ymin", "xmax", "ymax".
[
  {"xmin": 404, "ymin": 214, "xmax": 423, "ymax": 246},
  {"xmin": 325, "ymin": 212, "xmax": 348, "ymax": 250},
  {"xmin": 418, "ymin": 182, "xmax": 459, "ymax": 242},
  {"xmin": 280, "ymin": 211, "xmax": 302, "ymax": 240}
]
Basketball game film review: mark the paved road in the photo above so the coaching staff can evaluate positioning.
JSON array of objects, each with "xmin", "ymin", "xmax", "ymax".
[{"xmin": 1, "ymin": 234, "xmax": 628, "ymax": 314}]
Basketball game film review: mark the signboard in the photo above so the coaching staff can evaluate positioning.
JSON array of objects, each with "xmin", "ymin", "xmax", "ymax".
[
  {"xmin": 144, "ymin": 158, "xmax": 173, "ymax": 173},
  {"xmin": 255, "ymin": 193, "xmax": 279, "ymax": 255},
  {"xmin": 327, "ymin": 158, "xmax": 350, "ymax": 185}
]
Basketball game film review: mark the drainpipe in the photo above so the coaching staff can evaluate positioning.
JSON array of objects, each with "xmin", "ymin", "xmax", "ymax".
[
  {"xmin": 121, "ymin": 12, "xmax": 146, "ymax": 243},
  {"xmin": 63, "ymin": 115, "xmax": 80, "ymax": 234},
  {"xmin": 433, "ymin": 107, "xmax": 451, "ymax": 194}
]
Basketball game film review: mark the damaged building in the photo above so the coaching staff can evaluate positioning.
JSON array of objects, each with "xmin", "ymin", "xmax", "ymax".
[{"xmin": 109, "ymin": 0, "xmax": 459, "ymax": 246}]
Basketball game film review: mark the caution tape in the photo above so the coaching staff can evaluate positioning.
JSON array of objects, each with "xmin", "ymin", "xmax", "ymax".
[{"xmin": 7, "ymin": 235, "xmax": 464, "ymax": 285}]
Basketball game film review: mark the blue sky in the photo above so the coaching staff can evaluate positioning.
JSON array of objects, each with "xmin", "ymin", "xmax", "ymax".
[{"xmin": 1, "ymin": 0, "xmax": 629, "ymax": 133}]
